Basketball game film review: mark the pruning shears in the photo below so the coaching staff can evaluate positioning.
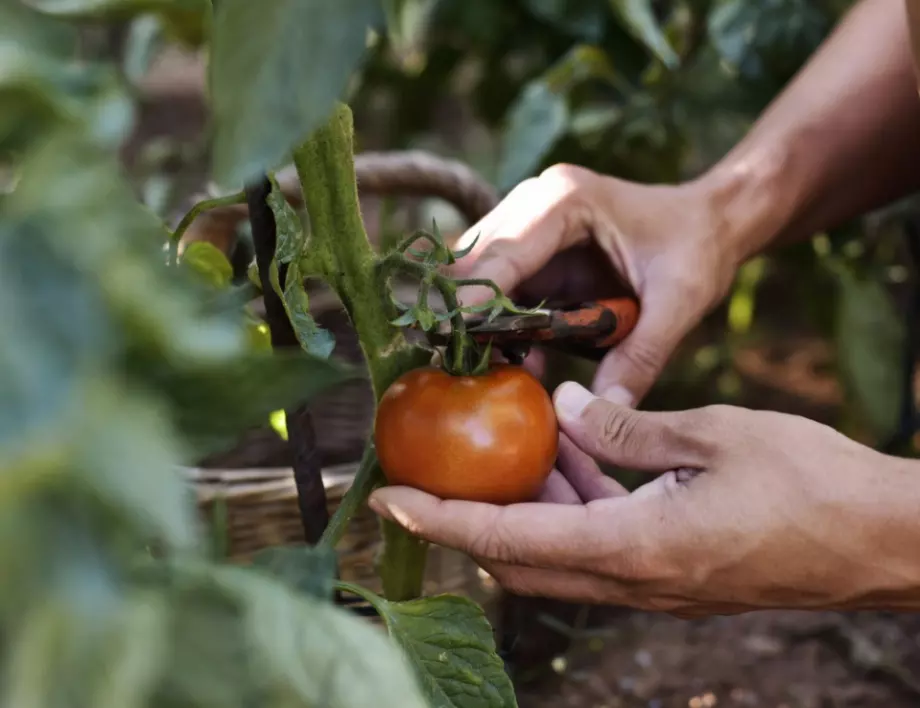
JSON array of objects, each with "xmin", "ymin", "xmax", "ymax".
[{"xmin": 427, "ymin": 296, "xmax": 640, "ymax": 363}]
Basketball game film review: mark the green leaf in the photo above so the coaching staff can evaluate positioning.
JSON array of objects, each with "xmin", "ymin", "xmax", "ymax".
[
  {"xmin": 372, "ymin": 593, "xmax": 517, "ymax": 708},
  {"xmin": 283, "ymin": 262, "xmax": 337, "ymax": 358},
  {"xmin": 160, "ymin": 562, "xmax": 430, "ymax": 708},
  {"xmin": 180, "ymin": 241, "xmax": 234, "ymax": 289},
  {"xmin": 383, "ymin": 0, "xmax": 438, "ymax": 59},
  {"xmin": 209, "ymin": 0, "xmax": 383, "ymax": 187},
  {"xmin": 24, "ymin": 0, "xmax": 212, "ymax": 46},
  {"xmin": 123, "ymin": 15, "xmax": 165, "ymax": 86},
  {"xmin": 128, "ymin": 348, "xmax": 358, "ymax": 455},
  {"xmin": 832, "ymin": 262, "xmax": 905, "ymax": 441},
  {"xmin": 267, "ymin": 175, "xmax": 305, "ymax": 264},
  {"xmin": 250, "ymin": 545, "xmax": 337, "ymax": 601},
  {"xmin": 498, "ymin": 81, "xmax": 568, "ymax": 191},
  {"xmin": 523, "ymin": 0, "xmax": 608, "ymax": 41},
  {"xmin": 608, "ymin": 0, "xmax": 678, "ymax": 69},
  {"xmin": 0, "ymin": 9, "xmax": 134, "ymax": 154},
  {"xmin": 708, "ymin": 0, "xmax": 828, "ymax": 84}
]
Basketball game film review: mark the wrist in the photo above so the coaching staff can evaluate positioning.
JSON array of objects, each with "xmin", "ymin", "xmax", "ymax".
[
  {"xmin": 688, "ymin": 144, "xmax": 801, "ymax": 269},
  {"xmin": 847, "ymin": 454, "xmax": 920, "ymax": 610}
]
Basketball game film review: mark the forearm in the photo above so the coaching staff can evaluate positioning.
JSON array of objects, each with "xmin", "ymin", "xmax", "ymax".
[{"xmin": 696, "ymin": 0, "xmax": 920, "ymax": 266}]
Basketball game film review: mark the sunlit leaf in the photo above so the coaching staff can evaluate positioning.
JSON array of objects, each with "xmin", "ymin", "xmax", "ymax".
[
  {"xmin": 209, "ymin": 0, "xmax": 383, "ymax": 187},
  {"xmin": 181, "ymin": 241, "xmax": 234, "ymax": 289}
]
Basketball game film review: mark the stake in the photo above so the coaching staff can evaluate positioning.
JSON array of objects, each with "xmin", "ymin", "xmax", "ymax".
[{"xmin": 246, "ymin": 175, "xmax": 330, "ymax": 545}]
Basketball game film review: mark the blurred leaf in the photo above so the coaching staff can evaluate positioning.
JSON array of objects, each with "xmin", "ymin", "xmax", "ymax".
[
  {"xmin": 832, "ymin": 262, "xmax": 905, "ymax": 440},
  {"xmin": 250, "ymin": 545, "xmax": 336, "ymax": 601},
  {"xmin": 130, "ymin": 348, "xmax": 357, "ymax": 455},
  {"xmin": 159, "ymin": 562, "xmax": 430, "ymax": 708},
  {"xmin": 209, "ymin": 0, "xmax": 382, "ymax": 187},
  {"xmin": 0, "ymin": 218, "xmax": 112, "ymax": 465},
  {"xmin": 383, "ymin": 0, "xmax": 438, "ymax": 61},
  {"xmin": 181, "ymin": 241, "xmax": 234, "ymax": 289},
  {"xmin": 608, "ymin": 0, "xmax": 678, "ymax": 69},
  {"xmin": 545, "ymin": 44, "xmax": 619, "ymax": 91},
  {"xmin": 5, "ymin": 592, "xmax": 169, "ymax": 708},
  {"xmin": 0, "ymin": 16, "xmax": 134, "ymax": 154},
  {"xmin": 709, "ymin": 0, "xmax": 828, "ymax": 84},
  {"xmin": 523, "ymin": 0, "xmax": 608, "ymax": 41},
  {"xmin": 498, "ymin": 81, "xmax": 568, "ymax": 190},
  {"xmin": 370, "ymin": 593, "xmax": 518, "ymax": 707},
  {"xmin": 123, "ymin": 14, "xmax": 165, "ymax": 85},
  {"xmin": 24, "ymin": 0, "xmax": 211, "ymax": 46},
  {"xmin": 10, "ymin": 132, "xmax": 246, "ymax": 365}
]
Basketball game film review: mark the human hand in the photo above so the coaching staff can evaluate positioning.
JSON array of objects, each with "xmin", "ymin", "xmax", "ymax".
[
  {"xmin": 452, "ymin": 165, "xmax": 743, "ymax": 405},
  {"xmin": 369, "ymin": 382, "xmax": 920, "ymax": 616}
]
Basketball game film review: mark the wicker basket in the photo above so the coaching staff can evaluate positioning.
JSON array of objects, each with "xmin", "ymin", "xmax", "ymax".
[{"xmin": 187, "ymin": 151, "xmax": 502, "ymax": 605}]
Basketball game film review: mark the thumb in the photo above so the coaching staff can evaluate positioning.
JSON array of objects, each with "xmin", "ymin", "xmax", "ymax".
[
  {"xmin": 591, "ymin": 298, "xmax": 695, "ymax": 407},
  {"xmin": 553, "ymin": 382, "xmax": 709, "ymax": 471}
]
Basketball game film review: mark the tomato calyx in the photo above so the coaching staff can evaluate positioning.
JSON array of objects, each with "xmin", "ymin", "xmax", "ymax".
[{"xmin": 375, "ymin": 221, "xmax": 543, "ymax": 377}]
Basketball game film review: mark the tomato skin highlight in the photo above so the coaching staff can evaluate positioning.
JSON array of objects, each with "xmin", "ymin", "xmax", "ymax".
[{"xmin": 374, "ymin": 365, "xmax": 559, "ymax": 504}]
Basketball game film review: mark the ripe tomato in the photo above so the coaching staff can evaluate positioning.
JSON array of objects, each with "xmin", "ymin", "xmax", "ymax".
[{"xmin": 374, "ymin": 365, "xmax": 558, "ymax": 504}]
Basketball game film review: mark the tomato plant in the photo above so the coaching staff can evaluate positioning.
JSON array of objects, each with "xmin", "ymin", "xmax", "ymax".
[{"xmin": 376, "ymin": 365, "xmax": 558, "ymax": 504}]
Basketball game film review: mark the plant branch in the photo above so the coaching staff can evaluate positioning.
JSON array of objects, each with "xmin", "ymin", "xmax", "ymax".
[
  {"xmin": 246, "ymin": 176, "xmax": 329, "ymax": 545},
  {"xmin": 169, "ymin": 191, "xmax": 247, "ymax": 264},
  {"xmin": 320, "ymin": 442, "xmax": 383, "ymax": 548},
  {"xmin": 291, "ymin": 103, "xmax": 431, "ymax": 600}
]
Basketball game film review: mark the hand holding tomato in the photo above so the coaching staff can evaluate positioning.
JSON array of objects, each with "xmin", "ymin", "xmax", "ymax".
[{"xmin": 370, "ymin": 382, "xmax": 920, "ymax": 616}]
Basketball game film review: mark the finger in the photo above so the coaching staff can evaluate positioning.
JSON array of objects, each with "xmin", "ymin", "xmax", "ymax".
[
  {"xmin": 553, "ymin": 382, "xmax": 713, "ymax": 470},
  {"xmin": 591, "ymin": 296, "xmax": 693, "ymax": 406},
  {"xmin": 369, "ymin": 486, "xmax": 633, "ymax": 571},
  {"xmin": 556, "ymin": 433, "xmax": 628, "ymax": 501},
  {"xmin": 521, "ymin": 347, "xmax": 546, "ymax": 379},
  {"xmin": 536, "ymin": 469, "xmax": 582, "ymax": 504},
  {"xmin": 454, "ymin": 199, "xmax": 589, "ymax": 307},
  {"xmin": 476, "ymin": 560, "xmax": 635, "ymax": 606}
]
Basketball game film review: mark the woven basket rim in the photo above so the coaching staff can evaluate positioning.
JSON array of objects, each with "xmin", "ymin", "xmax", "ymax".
[{"xmin": 182, "ymin": 462, "xmax": 359, "ymax": 502}]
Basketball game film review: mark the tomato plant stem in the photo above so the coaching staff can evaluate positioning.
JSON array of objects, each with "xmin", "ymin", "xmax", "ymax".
[
  {"xmin": 319, "ymin": 442, "xmax": 381, "ymax": 549},
  {"xmin": 291, "ymin": 103, "xmax": 430, "ymax": 601}
]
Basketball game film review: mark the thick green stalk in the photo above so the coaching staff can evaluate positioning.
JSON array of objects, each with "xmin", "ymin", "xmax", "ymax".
[{"xmin": 292, "ymin": 104, "xmax": 430, "ymax": 601}]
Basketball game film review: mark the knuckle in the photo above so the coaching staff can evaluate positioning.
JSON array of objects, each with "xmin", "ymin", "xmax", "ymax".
[
  {"xmin": 538, "ymin": 163, "xmax": 592, "ymax": 199},
  {"xmin": 598, "ymin": 406, "xmax": 639, "ymax": 450},
  {"xmin": 620, "ymin": 338, "xmax": 667, "ymax": 378},
  {"xmin": 495, "ymin": 569, "xmax": 537, "ymax": 597}
]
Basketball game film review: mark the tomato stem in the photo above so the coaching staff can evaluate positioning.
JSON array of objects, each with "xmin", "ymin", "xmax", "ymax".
[
  {"xmin": 291, "ymin": 104, "xmax": 430, "ymax": 602},
  {"xmin": 320, "ymin": 442, "xmax": 383, "ymax": 549}
]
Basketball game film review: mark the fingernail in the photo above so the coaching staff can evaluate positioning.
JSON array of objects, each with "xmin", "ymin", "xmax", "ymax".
[
  {"xmin": 367, "ymin": 493, "xmax": 393, "ymax": 521},
  {"xmin": 600, "ymin": 385, "xmax": 635, "ymax": 407},
  {"xmin": 554, "ymin": 382, "xmax": 595, "ymax": 421}
]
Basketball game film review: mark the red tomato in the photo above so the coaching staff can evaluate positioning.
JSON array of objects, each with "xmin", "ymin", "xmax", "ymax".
[{"xmin": 374, "ymin": 365, "xmax": 558, "ymax": 504}]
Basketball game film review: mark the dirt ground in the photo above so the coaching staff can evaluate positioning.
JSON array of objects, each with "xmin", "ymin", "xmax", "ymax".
[{"xmin": 515, "ymin": 610, "xmax": 920, "ymax": 708}]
